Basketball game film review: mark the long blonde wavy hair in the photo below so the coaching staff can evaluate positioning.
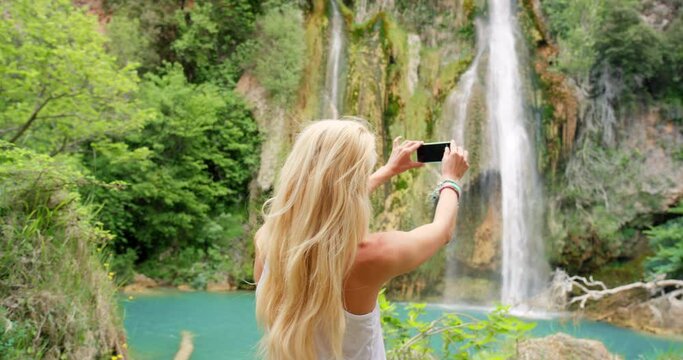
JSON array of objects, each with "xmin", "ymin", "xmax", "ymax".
[{"xmin": 255, "ymin": 119, "xmax": 377, "ymax": 360}]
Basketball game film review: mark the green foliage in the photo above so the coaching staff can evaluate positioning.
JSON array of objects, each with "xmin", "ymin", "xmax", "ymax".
[
  {"xmin": 379, "ymin": 292, "xmax": 534, "ymax": 359},
  {"xmin": 106, "ymin": 15, "xmax": 158, "ymax": 69},
  {"xmin": 110, "ymin": 248, "xmax": 138, "ymax": 286},
  {"xmin": 542, "ymin": 0, "xmax": 681, "ymax": 101},
  {"xmin": 82, "ymin": 64, "xmax": 260, "ymax": 262},
  {"xmin": 0, "ymin": 0, "xmax": 145, "ymax": 155},
  {"xmin": 252, "ymin": 5, "xmax": 307, "ymax": 105},
  {"xmin": 0, "ymin": 142, "xmax": 124, "ymax": 359},
  {"xmin": 137, "ymin": 211, "xmax": 253, "ymax": 288},
  {"xmin": 173, "ymin": 0, "xmax": 258, "ymax": 83},
  {"xmin": 541, "ymin": 0, "xmax": 604, "ymax": 79},
  {"xmin": 0, "ymin": 310, "xmax": 37, "ymax": 359},
  {"xmin": 551, "ymin": 142, "xmax": 668, "ymax": 269},
  {"xmin": 595, "ymin": 1, "xmax": 664, "ymax": 89},
  {"xmin": 654, "ymin": 16, "xmax": 683, "ymax": 102},
  {"xmin": 645, "ymin": 202, "xmax": 683, "ymax": 279},
  {"xmin": 102, "ymin": 0, "xmax": 180, "ymax": 70}
]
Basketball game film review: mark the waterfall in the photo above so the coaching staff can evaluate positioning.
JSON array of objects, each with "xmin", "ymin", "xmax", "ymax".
[
  {"xmin": 486, "ymin": 0, "xmax": 546, "ymax": 306},
  {"xmin": 323, "ymin": 0, "xmax": 345, "ymax": 119},
  {"xmin": 446, "ymin": 20, "xmax": 485, "ymax": 145}
]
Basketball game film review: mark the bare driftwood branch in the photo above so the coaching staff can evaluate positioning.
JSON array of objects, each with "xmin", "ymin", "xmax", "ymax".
[{"xmin": 551, "ymin": 269, "xmax": 683, "ymax": 309}]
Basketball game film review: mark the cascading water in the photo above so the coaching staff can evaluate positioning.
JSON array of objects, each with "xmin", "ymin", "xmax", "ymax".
[
  {"xmin": 486, "ymin": 0, "xmax": 546, "ymax": 306},
  {"xmin": 445, "ymin": 20, "xmax": 485, "ymax": 145},
  {"xmin": 443, "ymin": 0, "xmax": 547, "ymax": 308},
  {"xmin": 323, "ymin": 0, "xmax": 345, "ymax": 119}
]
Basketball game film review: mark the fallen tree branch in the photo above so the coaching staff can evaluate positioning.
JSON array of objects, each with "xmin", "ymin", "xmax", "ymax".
[{"xmin": 550, "ymin": 269, "xmax": 683, "ymax": 309}]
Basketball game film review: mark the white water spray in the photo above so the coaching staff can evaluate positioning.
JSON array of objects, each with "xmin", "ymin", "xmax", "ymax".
[
  {"xmin": 446, "ymin": 21, "xmax": 485, "ymax": 145},
  {"xmin": 324, "ymin": 0, "xmax": 344, "ymax": 119},
  {"xmin": 486, "ymin": 0, "xmax": 546, "ymax": 306}
]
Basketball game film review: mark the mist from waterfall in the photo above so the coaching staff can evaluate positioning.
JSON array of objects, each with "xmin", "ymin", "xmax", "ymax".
[
  {"xmin": 486, "ymin": 0, "xmax": 546, "ymax": 306},
  {"xmin": 323, "ymin": 0, "xmax": 344, "ymax": 119}
]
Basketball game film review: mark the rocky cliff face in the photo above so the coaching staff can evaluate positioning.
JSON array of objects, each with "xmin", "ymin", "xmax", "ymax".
[{"xmin": 249, "ymin": 0, "xmax": 682, "ymax": 299}]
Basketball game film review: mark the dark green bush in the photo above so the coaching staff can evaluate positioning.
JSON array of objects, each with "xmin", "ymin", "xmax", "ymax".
[
  {"xmin": 82, "ymin": 64, "xmax": 260, "ymax": 264},
  {"xmin": 645, "ymin": 202, "xmax": 683, "ymax": 279}
]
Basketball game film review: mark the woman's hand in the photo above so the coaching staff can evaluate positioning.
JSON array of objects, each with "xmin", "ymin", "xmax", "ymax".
[
  {"xmin": 385, "ymin": 137, "xmax": 425, "ymax": 175},
  {"xmin": 441, "ymin": 139, "xmax": 469, "ymax": 181},
  {"xmin": 369, "ymin": 137, "xmax": 424, "ymax": 192}
]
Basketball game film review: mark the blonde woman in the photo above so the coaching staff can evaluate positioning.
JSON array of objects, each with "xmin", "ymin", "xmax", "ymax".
[{"xmin": 254, "ymin": 119, "xmax": 469, "ymax": 360}]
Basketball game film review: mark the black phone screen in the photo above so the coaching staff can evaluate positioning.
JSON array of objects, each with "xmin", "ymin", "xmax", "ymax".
[{"xmin": 417, "ymin": 142, "xmax": 450, "ymax": 163}]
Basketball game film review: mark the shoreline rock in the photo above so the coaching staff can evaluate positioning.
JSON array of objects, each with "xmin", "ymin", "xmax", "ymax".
[
  {"xmin": 120, "ymin": 273, "xmax": 240, "ymax": 294},
  {"xmin": 585, "ymin": 291, "xmax": 683, "ymax": 337},
  {"xmin": 121, "ymin": 273, "xmax": 159, "ymax": 294},
  {"xmin": 516, "ymin": 332, "xmax": 622, "ymax": 360}
]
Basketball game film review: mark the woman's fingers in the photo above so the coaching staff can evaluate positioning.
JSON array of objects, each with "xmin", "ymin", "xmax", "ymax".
[
  {"xmin": 394, "ymin": 136, "xmax": 403, "ymax": 148},
  {"xmin": 406, "ymin": 141, "xmax": 423, "ymax": 153}
]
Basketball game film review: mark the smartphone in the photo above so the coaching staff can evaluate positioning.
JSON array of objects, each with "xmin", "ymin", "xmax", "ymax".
[{"xmin": 417, "ymin": 141, "xmax": 450, "ymax": 163}]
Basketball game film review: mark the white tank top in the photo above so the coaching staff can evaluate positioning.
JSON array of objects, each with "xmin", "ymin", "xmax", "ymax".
[{"xmin": 256, "ymin": 264, "xmax": 386, "ymax": 360}]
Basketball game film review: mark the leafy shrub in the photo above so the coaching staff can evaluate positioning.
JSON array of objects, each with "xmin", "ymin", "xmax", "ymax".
[
  {"xmin": 379, "ymin": 292, "xmax": 534, "ymax": 359},
  {"xmin": 136, "ymin": 211, "xmax": 251, "ymax": 288},
  {"xmin": 252, "ymin": 4, "xmax": 306, "ymax": 105},
  {"xmin": 645, "ymin": 202, "xmax": 683, "ymax": 279}
]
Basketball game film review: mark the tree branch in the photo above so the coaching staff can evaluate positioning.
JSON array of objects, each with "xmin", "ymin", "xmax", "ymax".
[
  {"xmin": 10, "ymin": 91, "xmax": 81, "ymax": 143},
  {"xmin": 550, "ymin": 269, "xmax": 683, "ymax": 309}
]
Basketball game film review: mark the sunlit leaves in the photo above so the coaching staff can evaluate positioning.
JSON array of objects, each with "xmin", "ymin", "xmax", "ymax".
[
  {"xmin": 0, "ymin": 0, "xmax": 145, "ymax": 154},
  {"xmin": 379, "ymin": 292, "xmax": 534, "ymax": 359}
]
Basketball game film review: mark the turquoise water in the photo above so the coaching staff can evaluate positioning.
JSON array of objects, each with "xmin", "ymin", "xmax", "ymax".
[{"xmin": 121, "ymin": 291, "xmax": 683, "ymax": 359}]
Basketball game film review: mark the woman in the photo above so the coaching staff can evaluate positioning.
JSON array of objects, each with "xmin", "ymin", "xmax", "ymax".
[{"xmin": 254, "ymin": 119, "xmax": 469, "ymax": 360}]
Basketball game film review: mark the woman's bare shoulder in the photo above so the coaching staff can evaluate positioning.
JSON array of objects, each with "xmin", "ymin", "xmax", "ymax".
[{"xmin": 349, "ymin": 233, "xmax": 399, "ymax": 284}]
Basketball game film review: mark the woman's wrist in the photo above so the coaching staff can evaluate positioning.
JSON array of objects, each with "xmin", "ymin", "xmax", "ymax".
[
  {"xmin": 369, "ymin": 165, "xmax": 395, "ymax": 192},
  {"xmin": 440, "ymin": 175, "xmax": 460, "ymax": 182}
]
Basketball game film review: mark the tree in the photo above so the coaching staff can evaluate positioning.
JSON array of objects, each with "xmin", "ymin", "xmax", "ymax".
[
  {"xmin": 172, "ymin": 0, "xmax": 258, "ymax": 83},
  {"xmin": 82, "ymin": 64, "xmax": 260, "ymax": 259},
  {"xmin": 595, "ymin": 0, "xmax": 664, "ymax": 87},
  {"xmin": 0, "ymin": 0, "xmax": 144, "ymax": 155}
]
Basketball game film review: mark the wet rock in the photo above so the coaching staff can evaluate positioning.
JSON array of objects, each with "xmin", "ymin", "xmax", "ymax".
[
  {"xmin": 235, "ymin": 72, "xmax": 286, "ymax": 192},
  {"xmin": 470, "ymin": 206, "xmax": 500, "ymax": 270},
  {"xmin": 122, "ymin": 273, "xmax": 158, "ymax": 294},
  {"xmin": 206, "ymin": 282, "xmax": 236, "ymax": 292},
  {"xmin": 177, "ymin": 284, "xmax": 194, "ymax": 292},
  {"xmin": 515, "ymin": 333, "xmax": 622, "ymax": 360},
  {"xmin": 595, "ymin": 293, "xmax": 683, "ymax": 336}
]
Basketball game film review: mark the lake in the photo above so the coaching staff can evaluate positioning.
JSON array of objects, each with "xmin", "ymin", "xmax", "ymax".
[{"xmin": 121, "ymin": 291, "xmax": 683, "ymax": 359}]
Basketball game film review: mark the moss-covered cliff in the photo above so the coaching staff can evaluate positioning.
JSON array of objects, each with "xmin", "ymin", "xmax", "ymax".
[{"xmin": 244, "ymin": 0, "xmax": 682, "ymax": 299}]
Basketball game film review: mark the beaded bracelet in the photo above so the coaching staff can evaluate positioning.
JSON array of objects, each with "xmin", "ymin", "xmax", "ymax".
[
  {"xmin": 439, "ymin": 179, "xmax": 462, "ymax": 195},
  {"xmin": 439, "ymin": 184, "xmax": 459, "ymax": 198},
  {"xmin": 429, "ymin": 180, "xmax": 461, "ymax": 203}
]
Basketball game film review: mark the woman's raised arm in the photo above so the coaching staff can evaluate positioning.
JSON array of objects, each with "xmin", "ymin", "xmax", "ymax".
[{"xmin": 370, "ymin": 140, "xmax": 469, "ymax": 280}]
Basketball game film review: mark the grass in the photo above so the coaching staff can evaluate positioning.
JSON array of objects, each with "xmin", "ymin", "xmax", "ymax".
[{"xmin": 0, "ymin": 144, "xmax": 126, "ymax": 359}]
